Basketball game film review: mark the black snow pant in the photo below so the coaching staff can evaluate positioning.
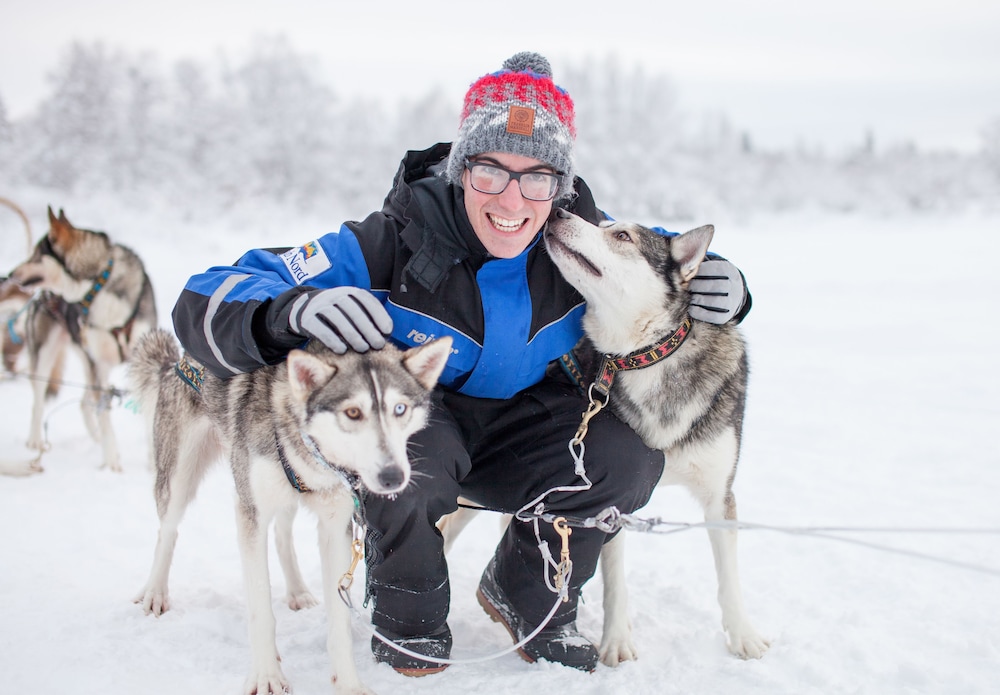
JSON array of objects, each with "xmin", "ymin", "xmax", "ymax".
[{"xmin": 363, "ymin": 375, "xmax": 664, "ymax": 637}]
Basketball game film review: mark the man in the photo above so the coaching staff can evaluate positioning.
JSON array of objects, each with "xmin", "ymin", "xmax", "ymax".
[{"xmin": 172, "ymin": 52, "xmax": 750, "ymax": 674}]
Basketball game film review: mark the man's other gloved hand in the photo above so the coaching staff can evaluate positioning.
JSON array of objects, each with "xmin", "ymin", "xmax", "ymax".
[
  {"xmin": 288, "ymin": 286, "xmax": 393, "ymax": 353},
  {"xmin": 688, "ymin": 259, "xmax": 747, "ymax": 324}
]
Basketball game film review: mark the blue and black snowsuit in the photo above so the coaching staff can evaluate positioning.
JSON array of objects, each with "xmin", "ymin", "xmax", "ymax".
[{"xmin": 172, "ymin": 143, "xmax": 667, "ymax": 635}]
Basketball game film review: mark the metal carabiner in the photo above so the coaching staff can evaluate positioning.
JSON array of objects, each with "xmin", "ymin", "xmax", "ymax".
[
  {"xmin": 338, "ymin": 538, "xmax": 365, "ymax": 593},
  {"xmin": 553, "ymin": 517, "xmax": 573, "ymax": 601}
]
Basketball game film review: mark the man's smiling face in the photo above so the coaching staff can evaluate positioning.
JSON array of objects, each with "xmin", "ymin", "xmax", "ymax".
[{"xmin": 461, "ymin": 152, "xmax": 556, "ymax": 259}]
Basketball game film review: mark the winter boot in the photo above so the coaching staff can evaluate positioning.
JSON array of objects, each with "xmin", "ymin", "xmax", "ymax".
[
  {"xmin": 476, "ymin": 558, "xmax": 599, "ymax": 672},
  {"xmin": 371, "ymin": 623, "xmax": 452, "ymax": 677}
]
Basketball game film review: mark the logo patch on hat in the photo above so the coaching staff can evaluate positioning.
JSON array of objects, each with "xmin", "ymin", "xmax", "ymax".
[{"xmin": 506, "ymin": 105, "xmax": 535, "ymax": 136}]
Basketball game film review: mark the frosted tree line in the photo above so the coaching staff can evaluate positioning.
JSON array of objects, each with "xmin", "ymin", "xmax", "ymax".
[{"xmin": 1, "ymin": 38, "xmax": 997, "ymax": 222}]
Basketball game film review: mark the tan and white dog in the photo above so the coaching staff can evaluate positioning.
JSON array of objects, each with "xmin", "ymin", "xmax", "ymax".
[{"xmin": 3, "ymin": 207, "xmax": 157, "ymax": 472}]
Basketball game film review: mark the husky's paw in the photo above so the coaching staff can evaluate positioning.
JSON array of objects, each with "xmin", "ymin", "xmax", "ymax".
[
  {"xmin": 100, "ymin": 456, "xmax": 123, "ymax": 473},
  {"xmin": 286, "ymin": 590, "xmax": 319, "ymax": 611},
  {"xmin": 599, "ymin": 632, "xmax": 638, "ymax": 667},
  {"xmin": 244, "ymin": 667, "xmax": 290, "ymax": 695},
  {"xmin": 134, "ymin": 587, "xmax": 170, "ymax": 616},
  {"xmin": 727, "ymin": 626, "xmax": 771, "ymax": 659},
  {"xmin": 330, "ymin": 667, "xmax": 375, "ymax": 694},
  {"xmin": 0, "ymin": 455, "xmax": 43, "ymax": 476},
  {"xmin": 25, "ymin": 433, "xmax": 49, "ymax": 452}
]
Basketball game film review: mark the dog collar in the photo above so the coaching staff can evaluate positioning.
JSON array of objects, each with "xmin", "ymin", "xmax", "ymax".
[
  {"xmin": 301, "ymin": 432, "xmax": 361, "ymax": 492},
  {"xmin": 275, "ymin": 431, "xmax": 359, "ymax": 496},
  {"xmin": 593, "ymin": 315, "xmax": 692, "ymax": 398},
  {"xmin": 275, "ymin": 435, "xmax": 312, "ymax": 493}
]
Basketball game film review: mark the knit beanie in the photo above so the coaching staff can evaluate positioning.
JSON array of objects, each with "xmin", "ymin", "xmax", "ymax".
[{"xmin": 445, "ymin": 51, "xmax": 577, "ymax": 200}]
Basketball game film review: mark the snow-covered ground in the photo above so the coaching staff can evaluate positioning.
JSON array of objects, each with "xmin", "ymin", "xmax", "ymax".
[{"xmin": 1, "ymin": 194, "xmax": 998, "ymax": 695}]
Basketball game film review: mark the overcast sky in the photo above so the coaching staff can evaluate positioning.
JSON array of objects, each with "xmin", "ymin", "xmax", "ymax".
[{"xmin": 2, "ymin": 0, "xmax": 999, "ymax": 152}]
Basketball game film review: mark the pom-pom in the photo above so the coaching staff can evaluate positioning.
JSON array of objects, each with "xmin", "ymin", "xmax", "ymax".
[{"xmin": 502, "ymin": 52, "xmax": 552, "ymax": 77}]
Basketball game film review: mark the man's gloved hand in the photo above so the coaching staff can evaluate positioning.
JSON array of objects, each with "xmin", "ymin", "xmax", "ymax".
[
  {"xmin": 288, "ymin": 286, "xmax": 393, "ymax": 353},
  {"xmin": 688, "ymin": 259, "xmax": 747, "ymax": 324}
]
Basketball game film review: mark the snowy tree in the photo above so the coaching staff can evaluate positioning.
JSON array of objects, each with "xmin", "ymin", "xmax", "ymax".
[
  {"xmin": 115, "ymin": 56, "xmax": 173, "ymax": 190},
  {"xmin": 0, "ymin": 94, "xmax": 10, "ymax": 144},
  {"xmin": 21, "ymin": 41, "xmax": 127, "ymax": 190},
  {"xmin": 327, "ymin": 96, "xmax": 397, "ymax": 214},
  {"xmin": 158, "ymin": 57, "xmax": 255, "ymax": 210},
  {"xmin": 982, "ymin": 116, "xmax": 1000, "ymax": 177},
  {"xmin": 0, "ymin": 94, "xmax": 11, "ymax": 178},
  {"xmin": 561, "ymin": 57, "xmax": 695, "ymax": 219},
  {"xmin": 222, "ymin": 36, "xmax": 339, "ymax": 207},
  {"xmin": 154, "ymin": 59, "xmax": 220, "ymax": 206},
  {"xmin": 2, "ymin": 40, "xmax": 995, "ymax": 217},
  {"xmin": 393, "ymin": 89, "xmax": 456, "ymax": 150}
]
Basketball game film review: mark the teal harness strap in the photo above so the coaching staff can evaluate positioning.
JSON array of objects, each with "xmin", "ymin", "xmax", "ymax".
[
  {"xmin": 174, "ymin": 356, "xmax": 206, "ymax": 393},
  {"xmin": 557, "ymin": 350, "xmax": 586, "ymax": 395},
  {"xmin": 6, "ymin": 300, "xmax": 31, "ymax": 345},
  {"xmin": 79, "ymin": 257, "xmax": 115, "ymax": 316}
]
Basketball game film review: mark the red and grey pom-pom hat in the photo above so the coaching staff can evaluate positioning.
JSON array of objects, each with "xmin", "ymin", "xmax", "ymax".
[{"xmin": 445, "ymin": 51, "xmax": 577, "ymax": 200}]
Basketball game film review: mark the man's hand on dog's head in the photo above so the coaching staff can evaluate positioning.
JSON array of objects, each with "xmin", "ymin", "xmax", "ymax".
[
  {"xmin": 688, "ymin": 259, "xmax": 747, "ymax": 324},
  {"xmin": 288, "ymin": 286, "xmax": 394, "ymax": 353}
]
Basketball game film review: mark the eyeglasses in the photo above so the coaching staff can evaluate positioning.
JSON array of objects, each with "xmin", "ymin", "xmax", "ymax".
[{"xmin": 464, "ymin": 160, "xmax": 562, "ymax": 201}]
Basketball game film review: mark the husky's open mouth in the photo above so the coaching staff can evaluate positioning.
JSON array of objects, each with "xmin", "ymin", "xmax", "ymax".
[{"xmin": 546, "ymin": 233, "xmax": 602, "ymax": 277}]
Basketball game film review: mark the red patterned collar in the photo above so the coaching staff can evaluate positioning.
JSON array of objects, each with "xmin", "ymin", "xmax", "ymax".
[{"xmin": 593, "ymin": 316, "xmax": 692, "ymax": 398}]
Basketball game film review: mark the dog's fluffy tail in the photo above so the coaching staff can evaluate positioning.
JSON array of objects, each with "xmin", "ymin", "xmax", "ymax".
[{"xmin": 128, "ymin": 328, "xmax": 180, "ymax": 410}]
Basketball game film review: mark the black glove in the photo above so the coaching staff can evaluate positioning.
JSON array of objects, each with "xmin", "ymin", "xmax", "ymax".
[
  {"xmin": 287, "ymin": 286, "xmax": 393, "ymax": 353},
  {"xmin": 689, "ymin": 259, "xmax": 747, "ymax": 324}
]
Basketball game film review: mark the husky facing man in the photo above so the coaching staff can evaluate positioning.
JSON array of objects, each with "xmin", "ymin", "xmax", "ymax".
[{"xmin": 172, "ymin": 52, "xmax": 751, "ymax": 675}]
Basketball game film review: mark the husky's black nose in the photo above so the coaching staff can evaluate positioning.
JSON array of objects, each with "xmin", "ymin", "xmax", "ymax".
[
  {"xmin": 552, "ymin": 208, "xmax": 573, "ymax": 220},
  {"xmin": 378, "ymin": 466, "xmax": 406, "ymax": 491}
]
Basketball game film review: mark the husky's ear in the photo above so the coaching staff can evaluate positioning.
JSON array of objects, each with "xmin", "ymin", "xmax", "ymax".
[
  {"xmin": 48, "ymin": 207, "xmax": 76, "ymax": 247},
  {"xmin": 670, "ymin": 225, "xmax": 715, "ymax": 284},
  {"xmin": 286, "ymin": 349, "xmax": 336, "ymax": 402},
  {"xmin": 402, "ymin": 336, "xmax": 453, "ymax": 391}
]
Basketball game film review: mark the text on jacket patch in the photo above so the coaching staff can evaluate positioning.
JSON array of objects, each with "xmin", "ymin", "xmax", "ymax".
[{"xmin": 280, "ymin": 241, "xmax": 332, "ymax": 284}]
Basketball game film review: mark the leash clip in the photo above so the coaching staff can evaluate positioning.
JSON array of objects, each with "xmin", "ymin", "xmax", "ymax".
[
  {"xmin": 571, "ymin": 387, "xmax": 608, "ymax": 447},
  {"xmin": 553, "ymin": 517, "xmax": 573, "ymax": 601},
  {"xmin": 338, "ymin": 537, "xmax": 365, "ymax": 595}
]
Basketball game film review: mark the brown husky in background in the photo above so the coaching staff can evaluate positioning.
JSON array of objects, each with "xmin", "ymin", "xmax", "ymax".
[
  {"xmin": 0, "ymin": 196, "xmax": 33, "ymax": 376},
  {"xmin": 3, "ymin": 207, "xmax": 157, "ymax": 472}
]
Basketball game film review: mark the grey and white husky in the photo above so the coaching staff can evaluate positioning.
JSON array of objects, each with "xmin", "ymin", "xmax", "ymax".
[
  {"xmin": 3, "ymin": 207, "xmax": 157, "ymax": 472},
  {"xmin": 129, "ymin": 328, "xmax": 451, "ymax": 695},
  {"xmin": 543, "ymin": 208, "xmax": 769, "ymax": 664}
]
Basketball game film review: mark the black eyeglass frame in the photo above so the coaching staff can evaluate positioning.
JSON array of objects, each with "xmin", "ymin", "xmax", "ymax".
[{"xmin": 463, "ymin": 159, "xmax": 563, "ymax": 201}]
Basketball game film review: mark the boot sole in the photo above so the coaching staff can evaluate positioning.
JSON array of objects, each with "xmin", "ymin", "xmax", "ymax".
[
  {"xmin": 476, "ymin": 587, "xmax": 536, "ymax": 664},
  {"xmin": 393, "ymin": 664, "xmax": 449, "ymax": 677}
]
